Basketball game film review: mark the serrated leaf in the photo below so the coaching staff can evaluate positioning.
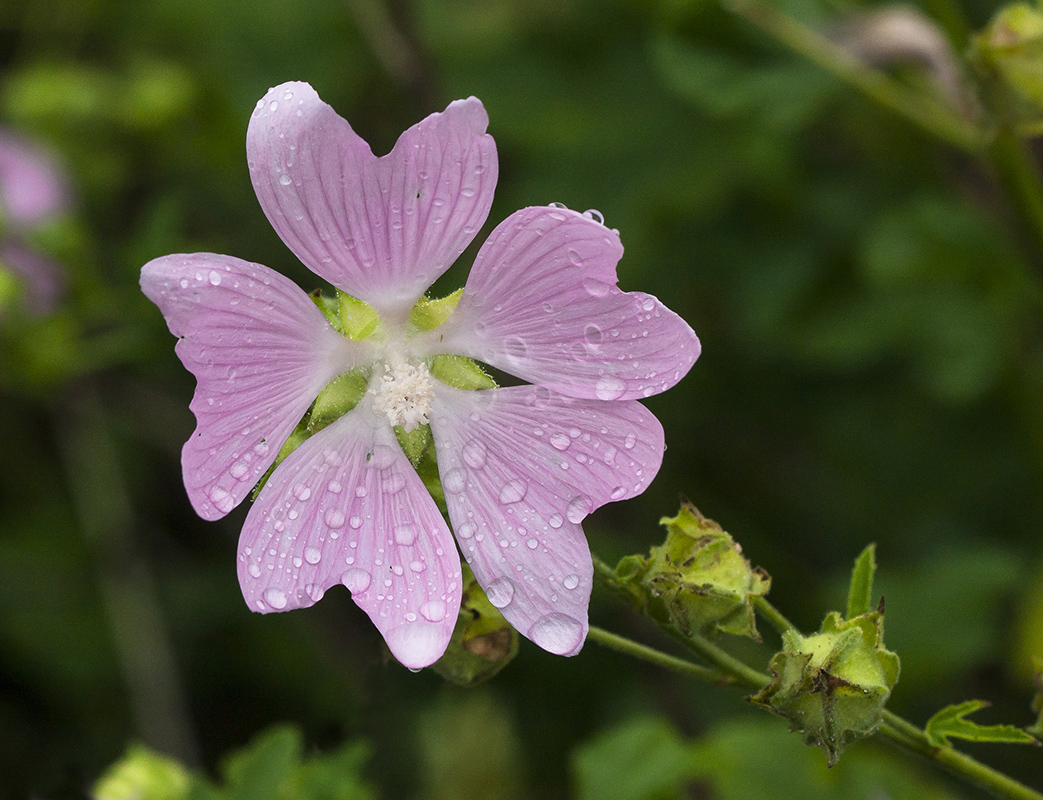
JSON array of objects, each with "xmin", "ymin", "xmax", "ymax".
[
  {"xmin": 924, "ymin": 700, "xmax": 1038, "ymax": 747},
  {"xmin": 846, "ymin": 543, "xmax": 877, "ymax": 620}
]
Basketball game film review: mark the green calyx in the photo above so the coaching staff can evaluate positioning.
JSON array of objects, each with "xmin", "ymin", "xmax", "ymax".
[
  {"xmin": 431, "ymin": 563, "xmax": 519, "ymax": 686},
  {"xmin": 608, "ymin": 501, "xmax": 770, "ymax": 641},
  {"xmin": 751, "ymin": 607, "xmax": 900, "ymax": 766}
]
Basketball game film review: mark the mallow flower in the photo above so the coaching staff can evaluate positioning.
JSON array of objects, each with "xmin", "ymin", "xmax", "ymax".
[{"xmin": 141, "ymin": 82, "xmax": 700, "ymax": 669}]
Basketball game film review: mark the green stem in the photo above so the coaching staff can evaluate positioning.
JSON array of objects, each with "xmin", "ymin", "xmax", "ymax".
[
  {"xmin": 988, "ymin": 128, "xmax": 1043, "ymax": 269},
  {"xmin": 586, "ymin": 626, "xmax": 731, "ymax": 684},
  {"xmin": 593, "ymin": 552, "xmax": 1043, "ymax": 800},
  {"xmin": 753, "ymin": 596, "xmax": 797, "ymax": 637},
  {"xmin": 724, "ymin": 0, "xmax": 986, "ymax": 153}
]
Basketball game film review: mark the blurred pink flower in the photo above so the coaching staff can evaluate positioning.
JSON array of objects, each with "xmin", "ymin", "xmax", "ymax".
[
  {"xmin": 0, "ymin": 129, "xmax": 69, "ymax": 314},
  {"xmin": 141, "ymin": 82, "xmax": 700, "ymax": 669}
]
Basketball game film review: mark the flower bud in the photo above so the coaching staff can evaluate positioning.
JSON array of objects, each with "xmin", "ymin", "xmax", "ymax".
[
  {"xmin": 612, "ymin": 501, "xmax": 770, "ymax": 641},
  {"xmin": 751, "ymin": 608, "xmax": 900, "ymax": 765}
]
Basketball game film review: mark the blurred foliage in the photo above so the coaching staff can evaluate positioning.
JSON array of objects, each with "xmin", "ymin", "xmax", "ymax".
[{"xmin": 0, "ymin": 0, "xmax": 1041, "ymax": 797}]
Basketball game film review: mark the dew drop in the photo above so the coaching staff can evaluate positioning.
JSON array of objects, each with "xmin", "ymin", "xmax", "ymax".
[
  {"xmin": 304, "ymin": 583, "xmax": 324, "ymax": 602},
  {"xmin": 324, "ymin": 508, "xmax": 346, "ymax": 528},
  {"xmin": 457, "ymin": 521, "xmax": 476, "ymax": 539},
  {"xmin": 383, "ymin": 473, "xmax": 407, "ymax": 494},
  {"xmin": 527, "ymin": 538, "xmax": 539, "ymax": 549},
  {"xmin": 623, "ymin": 432, "xmax": 637, "ymax": 450},
  {"xmin": 548, "ymin": 513, "xmax": 564, "ymax": 529},
  {"xmin": 498, "ymin": 479, "xmax": 527, "ymax": 504},
  {"xmin": 610, "ymin": 486, "xmax": 627, "ymax": 500},
  {"xmin": 566, "ymin": 495, "xmax": 592, "ymax": 524},
  {"xmin": 442, "ymin": 468, "xmax": 467, "ymax": 493},
  {"xmin": 529, "ymin": 613, "xmax": 584, "ymax": 654},
  {"xmin": 210, "ymin": 487, "xmax": 234, "ymax": 514},
  {"xmin": 394, "ymin": 524, "xmax": 416, "ymax": 546},
  {"xmin": 341, "ymin": 568, "xmax": 372, "ymax": 593},
  {"xmin": 584, "ymin": 324, "xmax": 603, "ymax": 345},
  {"xmin": 595, "ymin": 376, "xmax": 626, "ymax": 400},
  {"xmin": 248, "ymin": 563, "xmax": 262, "ymax": 578},
  {"xmin": 410, "ymin": 560, "xmax": 427, "ymax": 573},
  {"xmin": 463, "ymin": 440, "xmax": 487, "ymax": 469},
  {"xmin": 230, "ymin": 462, "xmax": 249, "ymax": 480},
  {"xmin": 563, "ymin": 574, "xmax": 580, "ymax": 590},
  {"xmin": 327, "ymin": 480, "xmax": 343, "ymax": 494},
  {"xmin": 419, "ymin": 599, "xmax": 447, "ymax": 622},
  {"xmin": 504, "ymin": 336, "xmax": 527, "ymax": 363},
  {"xmin": 293, "ymin": 484, "xmax": 312, "ymax": 501},
  {"xmin": 550, "ymin": 433, "xmax": 571, "ymax": 451},
  {"xmin": 304, "ymin": 546, "xmax": 322, "ymax": 564},
  {"xmin": 582, "ymin": 278, "xmax": 611, "ymax": 298},
  {"xmin": 349, "ymin": 515, "xmax": 362, "ymax": 529},
  {"xmin": 263, "ymin": 587, "xmax": 288, "ymax": 609},
  {"xmin": 485, "ymin": 577, "xmax": 515, "ymax": 608},
  {"xmin": 279, "ymin": 174, "xmax": 292, "ymax": 186}
]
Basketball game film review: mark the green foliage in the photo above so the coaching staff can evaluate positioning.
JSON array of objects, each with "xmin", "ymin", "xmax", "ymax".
[
  {"xmin": 94, "ymin": 726, "xmax": 374, "ymax": 800},
  {"xmin": 924, "ymin": 700, "xmax": 1038, "ymax": 747},
  {"xmin": 572, "ymin": 716, "xmax": 962, "ymax": 800},
  {"xmin": 846, "ymin": 544, "xmax": 877, "ymax": 621}
]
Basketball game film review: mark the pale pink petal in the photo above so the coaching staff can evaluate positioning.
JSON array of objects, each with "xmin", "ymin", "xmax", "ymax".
[
  {"xmin": 141, "ymin": 253, "xmax": 364, "ymax": 520},
  {"xmin": 437, "ymin": 206, "xmax": 700, "ymax": 400},
  {"xmin": 247, "ymin": 82, "xmax": 497, "ymax": 319},
  {"xmin": 237, "ymin": 404, "xmax": 462, "ymax": 669},
  {"xmin": 429, "ymin": 384, "xmax": 665, "ymax": 655},
  {"xmin": 0, "ymin": 130, "xmax": 68, "ymax": 227}
]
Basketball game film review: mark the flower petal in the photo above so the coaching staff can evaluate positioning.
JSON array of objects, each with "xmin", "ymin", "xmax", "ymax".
[
  {"xmin": 0, "ymin": 130, "xmax": 68, "ymax": 227},
  {"xmin": 437, "ymin": 206, "xmax": 700, "ymax": 400},
  {"xmin": 141, "ymin": 253, "xmax": 363, "ymax": 520},
  {"xmin": 247, "ymin": 82, "xmax": 497, "ymax": 319},
  {"xmin": 429, "ymin": 384, "xmax": 665, "ymax": 655},
  {"xmin": 237, "ymin": 404, "xmax": 462, "ymax": 669},
  {"xmin": 0, "ymin": 240, "xmax": 65, "ymax": 314}
]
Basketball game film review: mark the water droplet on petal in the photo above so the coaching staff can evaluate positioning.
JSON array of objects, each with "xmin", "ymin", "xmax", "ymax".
[
  {"xmin": 527, "ymin": 538, "xmax": 539, "ymax": 549},
  {"xmin": 548, "ymin": 513, "xmax": 564, "ymax": 529},
  {"xmin": 264, "ymin": 587, "xmax": 288, "ymax": 609},
  {"xmin": 304, "ymin": 546, "xmax": 322, "ymax": 565},
  {"xmin": 563, "ymin": 574, "xmax": 580, "ymax": 590},
  {"xmin": 610, "ymin": 486, "xmax": 627, "ymax": 500},
  {"xmin": 595, "ymin": 376, "xmax": 626, "ymax": 400},
  {"xmin": 457, "ymin": 521, "xmax": 476, "ymax": 539},
  {"xmin": 584, "ymin": 324, "xmax": 602, "ymax": 345},
  {"xmin": 463, "ymin": 440, "xmax": 487, "ymax": 469},
  {"xmin": 324, "ymin": 508, "xmax": 346, "ymax": 528},
  {"xmin": 442, "ymin": 468, "xmax": 467, "ymax": 493},
  {"xmin": 550, "ymin": 433, "xmax": 571, "ymax": 451},
  {"xmin": 566, "ymin": 495, "xmax": 592, "ymax": 524},
  {"xmin": 583, "ymin": 278, "xmax": 611, "ymax": 298},
  {"xmin": 623, "ymin": 432, "xmax": 637, "ymax": 450},
  {"xmin": 342, "ymin": 568, "xmax": 371, "ymax": 593},
  {"xmin": 208, "ymin": 270, "xmax": 222, "ymax": 286},
  {"xmin": 419, "ymin": 599, "xmax": 447, "ymax": 622},
  {"xmin": 383, "ymin": 473, "xmax": 407, "ymax": 494},
  {"xmin": 485, "ymin": 577, "xmax": 515, "ymax": 608},
  {"xmin": 394, "ymin": 524, "xmax": 416, "ymax": 546},
  {"xmin": 210, "ymin": 487, "xmax": 234, "ymax": 514},
  {"xmin": 279, "ymin": 174, "xmax": 292, "ymax": 186},
  {"xmin": 529, "ymin": 613, "xmax": 584, "ymax": 654},
  {"xmin": 304, "ymin": 583, "xmax": 324, "ymax": 602},
  {"xmin": 293, "ymin": 484, "xmax": 312, "ymax": 501},
  {"xmin": 498, "ymin": 479, "xmax": 527, "ymax": 504},
  {"xmin": 248, "ymin": 563, "xmax": 262, "ymax": 578}
]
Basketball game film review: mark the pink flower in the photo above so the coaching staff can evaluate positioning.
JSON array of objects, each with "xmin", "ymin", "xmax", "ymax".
[
  {"xmin": 141, "ymin": 82, "xmax": 700, "ymax": 669},
  {"xmin": 0, "ymin": 129, "xmax": 69, "ymax": 314}
]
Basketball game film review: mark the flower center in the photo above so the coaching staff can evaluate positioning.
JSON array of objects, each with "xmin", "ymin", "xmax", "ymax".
[{"xmin": 370, "ymin": 360, "xmax": 434, "ymax": 432}]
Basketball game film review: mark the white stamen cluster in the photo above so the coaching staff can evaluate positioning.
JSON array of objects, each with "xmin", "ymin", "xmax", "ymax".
[{"xmin": 371, "ymin": 360, "xmax": 434, "ymax": 432}]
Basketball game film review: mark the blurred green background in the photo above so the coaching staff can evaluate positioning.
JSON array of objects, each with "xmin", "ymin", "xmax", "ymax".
[{"xmin": 1, "ymin": 0, "xmax": 1041, "ymax": 797}]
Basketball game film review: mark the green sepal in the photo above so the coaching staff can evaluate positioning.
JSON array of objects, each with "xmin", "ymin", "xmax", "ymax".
[
  {"xmin": 431, "ymin": 563, "xmax": 519, "ymax": 686},
  {"xmin": 394, "ymin": 423, "xmax": 431, "ymax": 468},
  {"xmin": 430, "ymin": 353, "xmax": 497, "ymax": 390},
  {"xmin": 751, "ymin": 608, "xmax": 900, "ymax": 766},
  {"xmin": 309, "ymin": 289, "xmax": 343, "ymax": 332},
  {"xmin": 924, "ymin": 700, "xmax": 1039, "ymax": 748},
  {"xmin": 846, "ymin": 543, "xmax": 877, "ymax": 620},
  {"xmin": 409, "ymin": 288, "xmax": 462, "ymax": 331},
  {"xmin": 606, "ymin": 501, "xmax": 770, "ymax": 641},
  {"xmin": 310, "ymin": 369, "xmax": 370, "ymax": 430},
  {"xmin": 337, "ymin": 290, "xmax": 381, "ymax": 340}
]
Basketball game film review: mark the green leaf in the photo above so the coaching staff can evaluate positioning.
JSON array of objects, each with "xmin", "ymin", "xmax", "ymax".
[
  {"xmin": 409, "ymin": 288, "xmax": 463, "ymax": 331},
  {"xmin": 221, "ymin": 725, "xmax": 302, "ymax": 800},
  {"xmin": 924, "ymin": 700, "xmax": 1038, "ymax": 747},
  {"xmin": 846, "ymin": 543, "xmax": 877, "ymax": 620}
]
